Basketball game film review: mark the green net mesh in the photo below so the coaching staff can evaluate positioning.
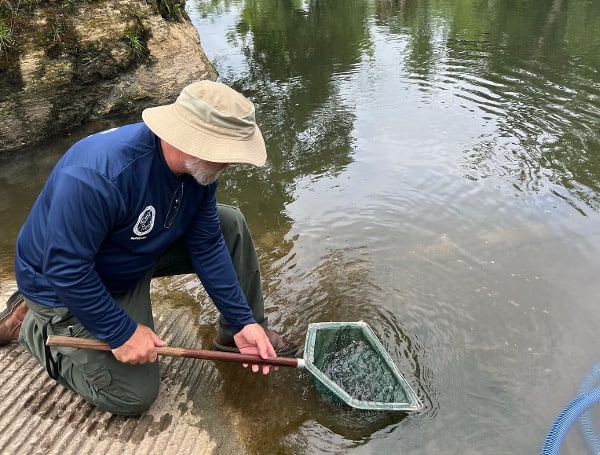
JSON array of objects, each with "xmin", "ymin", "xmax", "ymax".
[{"xmin": 304, "ymin": 321, "xmax": 422, "ymax": 411}]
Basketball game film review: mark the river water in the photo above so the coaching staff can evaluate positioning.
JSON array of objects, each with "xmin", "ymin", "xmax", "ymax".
[{"xmin": 1, "ymin": 0, "xmax": 600, "ymax": 453}]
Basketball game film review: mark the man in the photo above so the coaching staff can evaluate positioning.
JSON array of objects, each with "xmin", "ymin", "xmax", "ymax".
[{"xmin": 0, "ymin": 80, "xmax": 296, "ymax": 416}]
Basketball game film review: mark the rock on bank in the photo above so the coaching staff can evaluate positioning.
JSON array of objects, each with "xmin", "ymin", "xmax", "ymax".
[{"xmin": 0, "ymin": 0, "xmax": 217, "ymax": 153}]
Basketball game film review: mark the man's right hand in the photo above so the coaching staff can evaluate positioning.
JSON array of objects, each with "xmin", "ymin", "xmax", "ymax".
[
  {"xmin": 233, "ymin": 323, "xmax": 277, "ymax": 374},
  {"xmin": 111, "ymin": 324, "xmax": 165, "ymax": 364}
]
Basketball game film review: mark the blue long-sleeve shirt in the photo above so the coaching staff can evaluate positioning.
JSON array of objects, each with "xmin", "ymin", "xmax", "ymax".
[{"xmin": 15, "ymin": 123, "xmax": 256, "ymax": 348}]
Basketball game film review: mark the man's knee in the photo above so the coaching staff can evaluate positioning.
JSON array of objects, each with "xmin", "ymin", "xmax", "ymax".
[
  {"xmin": 88, "ymin": 364, "xmax": 161, "ymax": 416},
  {"xmin": 218, "ymin": 204, "xmax": 247, "ymax": 239},
  {"xmin": 51, "ymin": 348, "xmax": 162, "ymax": 417},
  {"xmin": 101, "ymin": 379, "xmax": 160, "ymax": 416}
]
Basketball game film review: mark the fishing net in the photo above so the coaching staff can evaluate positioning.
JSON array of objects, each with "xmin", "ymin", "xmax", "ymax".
[{"xmin": 304, "ymin": 321, "xmax": 422, "ymax": 411}]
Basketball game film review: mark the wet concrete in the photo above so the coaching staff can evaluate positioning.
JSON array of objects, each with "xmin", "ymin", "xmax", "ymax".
[{"xmin": 0, "ymin": 279, "xmax": 248, "ymax": 455}]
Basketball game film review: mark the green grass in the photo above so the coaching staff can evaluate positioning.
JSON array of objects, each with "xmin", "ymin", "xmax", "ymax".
[
  {"xmin": 156, "ymin": 0, "xmax": 185, "ymax": 21},
  {"xmin": 50, "ymin": 24, "xmax": 63, "ymax": 43},
  {"xmin": 127, "ymin": 30, "xmax": 144, "ymax": 60},
  {"xmin": 60, "ymin": 0, "xmax": 74, "ymax": 13},
  {"xmin": 0, "ymin": 19, "xmax": 14, "ymax": 53}
]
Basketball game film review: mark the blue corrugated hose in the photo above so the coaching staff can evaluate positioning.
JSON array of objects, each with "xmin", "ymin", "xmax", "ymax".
[
  {"xmin": 578, "ymin": 365, "xmax": 600, "ymax": 454},
  {"xmin": 540, "ymin": 361, "xmax": 600, "ymax": 455}
]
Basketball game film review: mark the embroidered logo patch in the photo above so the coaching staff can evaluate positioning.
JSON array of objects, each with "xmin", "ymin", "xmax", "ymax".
[{"xmin": 132, "ymin": 205, "xmax": 155, "ymax": 238}]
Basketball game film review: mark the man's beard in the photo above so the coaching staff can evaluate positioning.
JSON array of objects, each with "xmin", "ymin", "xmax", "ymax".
[{"xmin": 183, "ymin": 158, "xmax": 225, "ymax": 186}]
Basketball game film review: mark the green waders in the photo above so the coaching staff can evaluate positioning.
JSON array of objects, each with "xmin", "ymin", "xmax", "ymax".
[{"xmin": 19, "ymin": 204, "xmax": 267, "ymax": 416}]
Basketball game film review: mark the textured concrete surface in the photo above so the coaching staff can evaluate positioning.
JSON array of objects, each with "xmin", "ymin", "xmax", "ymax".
[{"xmin": 0, "ymin": 279, "xmax": 246, "ymax": 455}]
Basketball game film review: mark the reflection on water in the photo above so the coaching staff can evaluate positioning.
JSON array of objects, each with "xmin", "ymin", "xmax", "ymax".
[
  {"xmin": 0, "ymin": 113, "xmax": 142, "ymax": 274},
  {"xmin": 1, "ymin": 0, "xmax": 600, "ymax": 453},
  {"xmin": 187, "ymin": 0, "xmax": 600, "ymax": 453}
]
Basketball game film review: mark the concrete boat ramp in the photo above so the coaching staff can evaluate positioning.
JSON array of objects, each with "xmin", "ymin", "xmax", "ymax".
[{"xmin": 0, "ymin": 280, "xmax": 252, "ymax": 455}]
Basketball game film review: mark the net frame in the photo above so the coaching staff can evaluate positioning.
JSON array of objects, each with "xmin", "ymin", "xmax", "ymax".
[{"xmin": 304, "ymin": 321, "xmax": 423, "ymax": 411}]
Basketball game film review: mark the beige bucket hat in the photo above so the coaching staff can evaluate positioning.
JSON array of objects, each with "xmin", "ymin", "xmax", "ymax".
[{"xmin": 142, "ymin": 80, "xmax": 267, "ymax": 166}]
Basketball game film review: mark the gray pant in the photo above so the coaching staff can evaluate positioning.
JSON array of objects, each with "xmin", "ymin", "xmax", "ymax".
[{"xmin": 19, "ymin": 204, "xmax": 266, "ymax": 416}]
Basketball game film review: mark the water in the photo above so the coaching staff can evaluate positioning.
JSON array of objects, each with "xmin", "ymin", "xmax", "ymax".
[{"xmin": 2, "ymin": 0, "xmax": 600, "ymax": 453}]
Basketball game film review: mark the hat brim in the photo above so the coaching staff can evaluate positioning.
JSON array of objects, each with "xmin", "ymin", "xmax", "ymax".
[{"xmin": 142, "ymin": 104, "xmax": 267, "ymax": 166}]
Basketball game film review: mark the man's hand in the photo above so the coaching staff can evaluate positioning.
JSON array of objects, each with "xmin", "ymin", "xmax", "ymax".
[
  {"xmin": 233, "ymin": 323, "xmax": 276, "ymax": 374},
  {"xmin": 112, "ymin": 324, "xmax": 165, "ymax": 364}
]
